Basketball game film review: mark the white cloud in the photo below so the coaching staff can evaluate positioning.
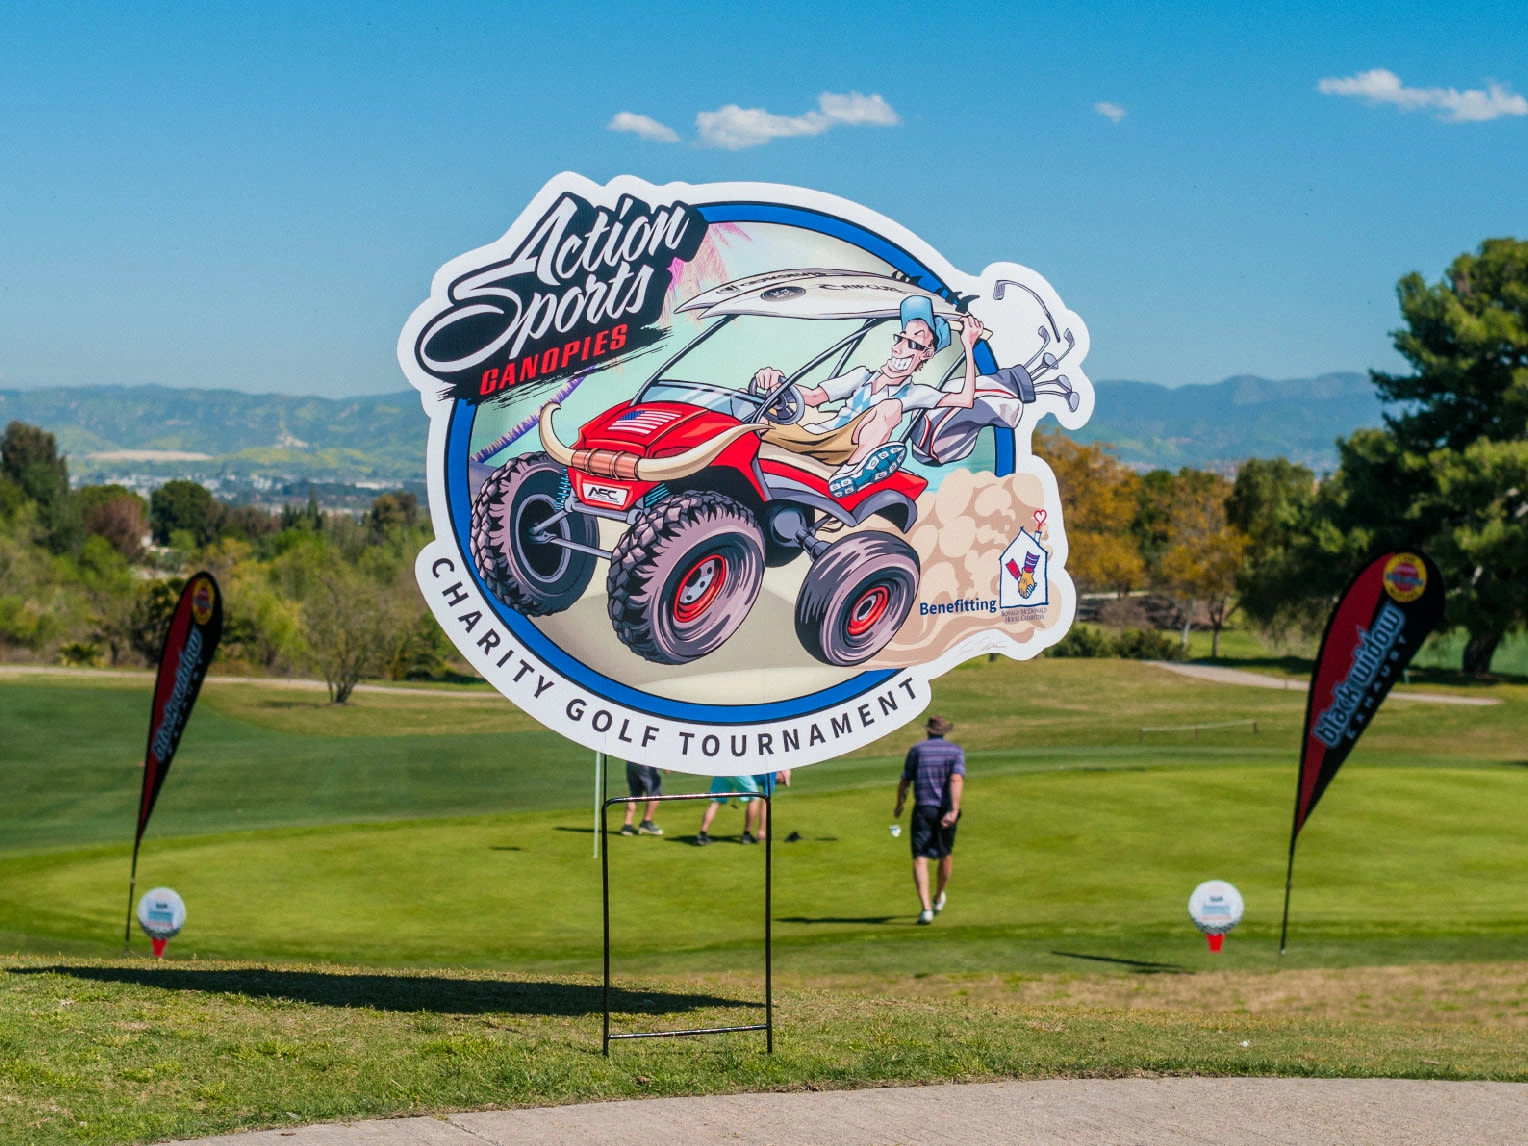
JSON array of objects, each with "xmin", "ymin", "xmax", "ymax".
[
  {"xmin": 1318, "ymin": 68, "xmax": 1528, "ymax": 123},
  {"xmin": 1094, "ymin": 101, "xmax": 1126, "ymax": 124},
  {"xmin": 818, "ymin": 91, "xmax": 900, "ymax": 127},
  {"xmin": 696, "ymin": 91, "xmax": 899, "ymax": 150},
  {"xmin": 696, "ymin": 105, "xmax": 830, "ymax": 150},
  {"xmin": 606, "ymin": 111, "xmax": 681, "ymax": 144}
]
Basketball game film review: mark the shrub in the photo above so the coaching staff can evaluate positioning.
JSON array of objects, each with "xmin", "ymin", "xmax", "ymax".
[
  {"xmin": 1115, "ymin": 627, "xmax": 1184, "ymax": 661},
  {"xmin": 1048, "ymin": 624, "xmax": 1116, "ymax": 657}
]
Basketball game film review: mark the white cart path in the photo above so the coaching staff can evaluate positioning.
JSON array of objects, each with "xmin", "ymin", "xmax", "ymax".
[
  {"xmin": 160, "ymin": 1078, "xmax": 1528, "ymax": 1146},
  {"xmin": 1148, "ymin": 660, "xmax": 1501, "ymax": 705}
]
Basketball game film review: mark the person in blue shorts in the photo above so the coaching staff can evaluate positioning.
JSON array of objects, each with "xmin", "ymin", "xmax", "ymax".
[
  {"xmin": 695, "ymin": 773, "xmax": 759, "ymax": 845},
  {"xmin": 893, "ymin": 715, "xmax": 965, "ymax": 924},
  {"xmin": 752, "ymin": 768, "xmax": 791, "ymax": 841}
]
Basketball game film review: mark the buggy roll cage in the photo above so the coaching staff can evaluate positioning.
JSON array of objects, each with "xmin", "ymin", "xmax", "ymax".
[{"xmin": 631, "ymin": 300, "xmax": 1080, "ymax": 440}]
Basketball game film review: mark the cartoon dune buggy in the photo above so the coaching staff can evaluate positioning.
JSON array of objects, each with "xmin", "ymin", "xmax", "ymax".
[{"xmin": 470, "ymin": 270, "xmax": 1080, "ymax": 668}]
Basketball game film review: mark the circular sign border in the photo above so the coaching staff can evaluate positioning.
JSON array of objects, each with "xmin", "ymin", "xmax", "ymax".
[{"xmin": 440, "ymin": 199, "xmax": 1008, "ymax": 726}]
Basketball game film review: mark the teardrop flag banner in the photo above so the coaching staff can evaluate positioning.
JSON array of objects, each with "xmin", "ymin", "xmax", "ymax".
[
  {"xmin": 123, "ymin": 571, "xmax": 223, "ymax": 953},
  {"xmin": 1278, "ymin": 550, "xmax": 1444, "ymax": 954}
]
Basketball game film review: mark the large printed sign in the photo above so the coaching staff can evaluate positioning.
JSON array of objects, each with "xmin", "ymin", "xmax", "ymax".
[{"xmin": 399, "ymin": 174, "xmax": 1094, "ymax": 773}]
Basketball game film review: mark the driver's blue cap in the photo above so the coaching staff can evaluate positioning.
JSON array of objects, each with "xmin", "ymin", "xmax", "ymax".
[{"xmin": 900, "ymin": 295, "xmax": 951, "ymax": 352}]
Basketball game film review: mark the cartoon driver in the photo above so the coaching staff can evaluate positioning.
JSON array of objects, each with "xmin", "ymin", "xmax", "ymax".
[{"xmin": 751, "ymin": 296, "xmax": 985, "ymax": 497}]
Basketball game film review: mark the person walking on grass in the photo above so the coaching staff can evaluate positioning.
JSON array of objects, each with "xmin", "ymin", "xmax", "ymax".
[
  {"xmin": 696, "ymin": 770, "xmax": 790, "ymax": 845},
  {"xmin": 620, "ymin": 761, "xmax": 665, "ymax": 836},
  {"xmin": 696, "ymin": 774, "xmax": 760, "ymax": 845},
  {"xmin": 893, "ymin": 715, "xmax": 965, "ymax": 925},
  {"xmin": 754, "ymin": 769, "xmax": 791, "ymax": 840}
]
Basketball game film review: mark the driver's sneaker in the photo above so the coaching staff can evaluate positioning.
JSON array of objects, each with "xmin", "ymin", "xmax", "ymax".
[
  {"xmin": 620, "ymin": 824, "xmax": 638, "ymax": 836},
  {"xmin": 933, "ymin": 892, "xmax": 947, "ymax": 914},
  {"xmin": 828, "ymin": 443, "xmax": 907, "ymax": 498},
  {"xmin": 917, "ymin": 908, "xmax": 935, "ymax": 925},
  {"xmin": 638, "ymin": 820, "xmax": 663, "ymax": 835}
]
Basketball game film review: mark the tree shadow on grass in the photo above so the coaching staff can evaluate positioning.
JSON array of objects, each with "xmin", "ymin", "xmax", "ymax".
[
  {"xmin": 1051, "ymin": 951, "xmax": 1188, "ymax": 974},
  {"xmin": 11, "ymin": 965, "xmax": 748, "ymax": 1016}
]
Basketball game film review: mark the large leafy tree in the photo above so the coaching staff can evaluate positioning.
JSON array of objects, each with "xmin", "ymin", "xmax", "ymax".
[
  {"xmin": 1227, "ymin": 457, "xmax": 1318, "ymax": 633},
  {"xmin": 1369, "ymin": 238, "xmax": 1528, "ymax": 672},
  {"xmin": 1156, "ymin": 470, "xmax": 1247, "ymax": 656},
  {"xmin": 1374, "ymin": 238, "xmax": 1528, "ymax": 451},
  {"xmin": 1271, "ymin": 239, "xmax": 1528, "ymax": 673}
]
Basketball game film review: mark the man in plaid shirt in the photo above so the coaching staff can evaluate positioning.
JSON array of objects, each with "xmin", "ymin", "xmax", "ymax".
[{"xmin": 894, "ymin": 715, "xmax": 966, "ymax": 925}]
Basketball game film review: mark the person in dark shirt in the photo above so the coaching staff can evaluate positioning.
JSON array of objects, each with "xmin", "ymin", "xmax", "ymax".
[{"xmin": 893, "ymin": 715, "xmax": 966, "ymax": 924}]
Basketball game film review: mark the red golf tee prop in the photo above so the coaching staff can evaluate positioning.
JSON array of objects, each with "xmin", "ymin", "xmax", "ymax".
[
  {"xmin": 1207, "ymin": 934, "xmax": 1224, "ymax": 953},
  {"xmin": 151, "ymin": 938, "xmax": 168, "ymax": 958}
]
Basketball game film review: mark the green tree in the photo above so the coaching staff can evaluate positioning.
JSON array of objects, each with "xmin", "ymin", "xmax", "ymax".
[
  {"xmin": 302, "ymin": 567, "xmax": 395, "ymax": 703},
  {"xmin": 1257, "ymin": 240, "xmax": 1528, "ymax": 673},
  {"xmin": 150, "ymin": 480, "xmax": 216, "ymax": 547},
  {"xmin": 1365, "ymin": 238, "xmax": 1528, "ymax": 672},
  {"xmin": 1, "ymin": 421, "xmax": 80, "ymax": 552},
  {"xmin": 368, "ymin": 491, "xmax": 418, "ymax": 536},
  {"xmin": 1226, "ymin": 458, "xmax": 1317, "ymax": 634},
  {"xmin": 1, "ymin": 422, "xmax": 68, "ymax": 508},
  {"xmin": 1157, "ymin": 470, "xmax": 1248, "ymax": 657},
  {"xmin": 1374, "ymin": 238, "xmax": 1528, "ymax": 451}
]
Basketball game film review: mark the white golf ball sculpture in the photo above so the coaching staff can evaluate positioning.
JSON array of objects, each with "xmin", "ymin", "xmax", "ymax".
[
  {"xmin": 1188, "ymin": 880, "xmax": 1243, "ymax": 952},
  {"xmin": 136, "ymin": 887, "xmax": 186, "ymax": 959}
]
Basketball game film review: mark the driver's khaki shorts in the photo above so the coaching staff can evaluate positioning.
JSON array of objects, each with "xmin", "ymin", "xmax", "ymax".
[{"xmin": 761, "ymin": 410, "xmax": 873, "ymax": 466}]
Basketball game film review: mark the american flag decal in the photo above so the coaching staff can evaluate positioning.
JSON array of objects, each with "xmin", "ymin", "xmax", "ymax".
[{"xmin": 615, "ymin": 408, "xmax": 681, "ymax": 435}]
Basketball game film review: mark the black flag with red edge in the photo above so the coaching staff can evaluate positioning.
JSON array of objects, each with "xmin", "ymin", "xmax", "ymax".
[
  {"xmin": 1294, "ymin": 550, "xmax": 1445, "ymax": 838},
  {"xmin": 137, "ymin": 572, "xmax": 223, "ymax": 845}
]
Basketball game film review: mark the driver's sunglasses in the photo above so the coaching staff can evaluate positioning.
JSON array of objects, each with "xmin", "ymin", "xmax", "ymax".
[{"xmin": 893, "ymin": 332, "xmax": 933, "ymax": 353}]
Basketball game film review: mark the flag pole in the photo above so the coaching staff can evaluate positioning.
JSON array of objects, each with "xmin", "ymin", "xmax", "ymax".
[
  {"xmin": 122, "ymin": 836, "xmax": 141, "ymax": 956},
  {"xmin": 1278, "ymin": 798, "xmax": 1300, "ymax": 959},
  {"xmin": 593, "ymin": 752, "xmax": 604, "ymax": 859}
]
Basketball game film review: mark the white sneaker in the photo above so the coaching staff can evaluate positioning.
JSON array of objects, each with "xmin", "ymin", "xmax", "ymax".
[
  {"xmin": 917, "ymin": 909, "xmax": 934, "ymax": 925},
  {"xmin": 933, "ymin": 892, "xmax": 946, "ymax": 914}
]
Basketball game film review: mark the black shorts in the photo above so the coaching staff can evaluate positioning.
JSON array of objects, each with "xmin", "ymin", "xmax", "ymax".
[
  {"xmin": 625, "ymin": 762, "xmax": 662, "ymax": 799},
  {"xmin": 910, "ymin": 805, "xmax": 959, "ymax": 859}
]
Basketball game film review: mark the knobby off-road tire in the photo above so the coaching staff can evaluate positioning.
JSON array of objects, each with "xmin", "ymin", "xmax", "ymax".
[
  {"xmin": 471, "ymin": 452, "xmax": 597, "ymax": 616},
  {"xmin": 795, "ymin": 531, "xmax": 919, "ymax": 666},
  {"xmin": 607, "ymin": 492, "xmax": 765, "ymax": 665}
]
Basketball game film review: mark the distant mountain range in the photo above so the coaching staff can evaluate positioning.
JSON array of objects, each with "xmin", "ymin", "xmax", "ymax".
[
  {"xmin": 0, "ymin": 385, "xmax": 426, "ymax": 485},
  {"xmin": 0, "ymin": 372, "xmax": 1386, "ymax": 490},
  {"xmin": 1082, "ymin": 372, "xmax": 1383, "ymax": 472}
]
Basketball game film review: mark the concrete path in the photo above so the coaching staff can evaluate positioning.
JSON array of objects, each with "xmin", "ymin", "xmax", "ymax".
[
  {"xmin": 163, "ymin": 1078, "xmax": 1528, "ymax": 1145},
  {"xmin": 1149, "ymin": 660, "xmax": 1502, "ymax": 705}
]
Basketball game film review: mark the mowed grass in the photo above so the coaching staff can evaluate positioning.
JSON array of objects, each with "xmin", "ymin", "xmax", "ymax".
[
  {"xmin": 1, "ymin": 660, "xmax": 1525, "ymax": 974},
  {"xmin": 3, "ymin": 956, "xmax": 1526, "ymax": 1146},
  {"xmin": 5, "ymin": 764, "xmax": 1528, "ymax": 973},
  {"xmin": 3, "ymin": 661, "xmax": 1527, "ymax": 1145}
]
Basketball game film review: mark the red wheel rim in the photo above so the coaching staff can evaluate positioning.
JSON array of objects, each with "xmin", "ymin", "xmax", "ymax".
[
  {"xmin": 673, "ymin": 553, "xmax": 728, "ymax": 624},
  {"xmin": 846, "ymin": 584, "xmax": 891, "ymax": 637}
]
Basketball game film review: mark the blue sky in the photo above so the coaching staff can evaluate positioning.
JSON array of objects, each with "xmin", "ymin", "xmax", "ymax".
[{"xmin": 1, "ymin": 1, "xmax": 1524, "ymax": 396}]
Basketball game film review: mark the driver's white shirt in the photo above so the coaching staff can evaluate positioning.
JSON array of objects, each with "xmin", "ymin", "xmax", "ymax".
[{"xmin": 806, "ymin": 367, "xmax": 945, "ymax": 433}]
